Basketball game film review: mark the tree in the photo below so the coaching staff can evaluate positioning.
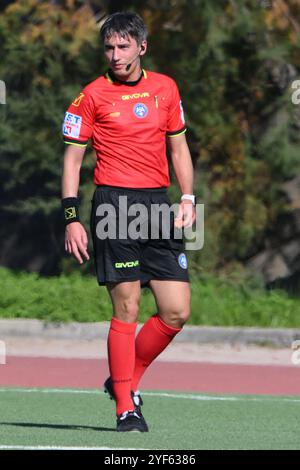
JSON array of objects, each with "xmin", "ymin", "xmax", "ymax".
[
  {"xmin": 1, "ymin": 0, "xmax": 300, "ymax": 283},
  {"xmin": 0, "ymin": 0, "xmax": 104, "ymax": 273}
]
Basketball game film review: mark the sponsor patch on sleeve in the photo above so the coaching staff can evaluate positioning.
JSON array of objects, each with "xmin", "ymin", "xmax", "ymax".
[{"xmin": 62, "ymin": 112, "xmax": 82, "ymax": 138}]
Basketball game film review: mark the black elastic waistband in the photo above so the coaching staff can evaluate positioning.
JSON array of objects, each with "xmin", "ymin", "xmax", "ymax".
[{"xmin": 97, "ymin": 185, "xmax": 167, "ymax": 193}]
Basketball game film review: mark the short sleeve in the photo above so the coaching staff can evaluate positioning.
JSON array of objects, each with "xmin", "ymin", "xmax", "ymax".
[
  {"xmin": 62, "ymin": 90, "xmax": 95, "ymax": 146},
  {"xmin": 166, "ymin": 80, "xmax": 186, "ymax": 137}
]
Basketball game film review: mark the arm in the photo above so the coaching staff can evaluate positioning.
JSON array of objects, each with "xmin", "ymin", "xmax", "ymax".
[
  {"xmin": 62, "ymin": 144, "xmax": 85, "ymax": 198},
  {"xmin": 167, "ymin": 133, "xmax": 196, "ymax": 228},
  {"xmin": 62, "ymin": 144, "xmax": 90, "ymax": 264}
]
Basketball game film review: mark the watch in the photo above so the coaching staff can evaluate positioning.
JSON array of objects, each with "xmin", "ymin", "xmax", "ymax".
[{"xmin": 181, "ymin": 194, "xmax": 196, "ymax": 205}]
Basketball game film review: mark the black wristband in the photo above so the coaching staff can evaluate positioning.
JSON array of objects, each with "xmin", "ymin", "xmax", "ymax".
[{"xmin": 61, "ymin": 197, "xmax": 80, "ymax": 226}]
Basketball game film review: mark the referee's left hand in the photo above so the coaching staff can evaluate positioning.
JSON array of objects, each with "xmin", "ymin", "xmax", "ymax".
[{"xmin": 174, "ymin": 200, "xmax": 196, "ymax": 229}]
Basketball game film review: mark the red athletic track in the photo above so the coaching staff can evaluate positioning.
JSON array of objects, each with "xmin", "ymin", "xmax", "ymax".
[{"xmin": 1, "ymin": 356, "xmax": 300, "ymax": 395}]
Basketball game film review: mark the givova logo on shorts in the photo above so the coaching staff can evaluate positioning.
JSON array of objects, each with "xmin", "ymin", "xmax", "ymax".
[{"xmin": 115, "ymin": 260, "xmax": 140, "ymax": 268}]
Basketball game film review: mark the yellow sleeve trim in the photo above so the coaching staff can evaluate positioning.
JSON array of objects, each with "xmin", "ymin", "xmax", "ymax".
[
  {"xmin": 64, "ymin": 141, "xmax": 87, "ymax": 148},
  {"xmin": 167, "ymin": 128, "xmax": 187, "ymax": 138}
]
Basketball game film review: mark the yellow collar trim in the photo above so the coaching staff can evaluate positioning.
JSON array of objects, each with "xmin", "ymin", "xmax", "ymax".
[
  {"xmin": 105, "ymin": 72, "xmax": 114, "ymax": 84},
  {"xmin": 105, "ymin": 69, "xmax": 147, "ymax": 85}
]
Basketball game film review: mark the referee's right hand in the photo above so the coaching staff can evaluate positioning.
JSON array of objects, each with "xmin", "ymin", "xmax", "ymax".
[{"xmin": 65, "ymin": 222, "xmax": 90, "ymax": 265}]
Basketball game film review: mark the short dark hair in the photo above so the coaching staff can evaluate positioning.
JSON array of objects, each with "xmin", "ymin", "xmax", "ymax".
[{"xmin": 100, "ymin": 12, "xmax": 147, "ymax": 45}]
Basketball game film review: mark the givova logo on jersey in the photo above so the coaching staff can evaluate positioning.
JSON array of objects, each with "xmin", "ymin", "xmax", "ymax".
[{"xmin": 63, "ymin": 112, "xmax": 82, "ymax": 138}]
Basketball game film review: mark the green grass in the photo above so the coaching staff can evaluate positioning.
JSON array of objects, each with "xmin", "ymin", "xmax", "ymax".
[
  {"xmin": 0, "ymin": 388, "xmax": 299, "ymax": 450},
  {"xmin": 0, "ymin": 267, "xmax": 299, "ymax": 326},
  {"xmin": 190, "ymin": 276, "xmax": 300, "ymax": 327}
]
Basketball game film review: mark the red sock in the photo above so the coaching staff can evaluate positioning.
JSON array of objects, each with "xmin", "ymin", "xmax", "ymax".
[
  {"xmin": 107, "ymin": 317, "xmax": 137, "ymax": 416},
  {"xmin": 131, "ymin": 314, "xmax": 181, "ymax": 391}
]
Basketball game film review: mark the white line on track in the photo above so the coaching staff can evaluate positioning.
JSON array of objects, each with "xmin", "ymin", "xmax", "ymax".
[{"xmin": 0, "ymin": 387, "xmax": 300, "ymax": 403}]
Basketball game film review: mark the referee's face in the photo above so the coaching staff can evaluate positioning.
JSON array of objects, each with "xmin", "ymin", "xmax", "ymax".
[{"xmin": 104, "ymin": 33, "xmax": 146, "ymax": 81}]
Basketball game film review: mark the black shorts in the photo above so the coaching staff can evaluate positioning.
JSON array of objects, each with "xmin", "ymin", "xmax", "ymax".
[{"xmin": 90, "ymin": 185, "xmax": 189, "ymax": 287}]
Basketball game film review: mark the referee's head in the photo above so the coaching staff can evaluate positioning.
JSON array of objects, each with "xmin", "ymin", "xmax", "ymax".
[{"xmin": 100, "ymin": 11, "xmax": 148, "ymax": 46}]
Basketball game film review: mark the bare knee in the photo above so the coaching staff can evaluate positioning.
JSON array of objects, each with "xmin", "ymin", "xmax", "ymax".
[
  {"xmin": 110, "ymin": 294, "xmax": 140, "ymax": 323},
  {"xmin": 159, "ymin": 305, "xmax": 191, "ymax": 329},
  {"xmin": 116, "ymin": 297, "xmax": 140, "ymax": 323},
  {"xmin": 107, "ymin": 281, "xmax": 140, "ymax": 323}
]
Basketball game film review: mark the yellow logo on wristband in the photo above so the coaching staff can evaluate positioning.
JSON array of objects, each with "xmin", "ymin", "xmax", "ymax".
[{"xmin": 65, "ymin": 207, "xmax": 76, "ymax": 220}]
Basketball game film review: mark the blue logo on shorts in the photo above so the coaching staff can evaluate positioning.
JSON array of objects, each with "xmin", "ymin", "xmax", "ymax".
[
  {"xmin": 133, "ymin": 103, "xmax": 148, "ymax": 118},
  {"xmin": 178, "ymin": 253, "xmax": 188, "ymax": 269}
]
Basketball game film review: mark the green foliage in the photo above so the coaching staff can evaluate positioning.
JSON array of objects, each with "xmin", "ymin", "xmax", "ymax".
[
  {"xmin": 0, "ymin": 267, "xmax": 299, "ymax": 326},
  {"xmin": 137, "ymin": 0, "xmax": 300, "ymax": 269},
  {"xmin": 190, "ymin": 273, "xmax": 300, "ymax": 327},
  {"xmin": 1, "ymin": 0, "xmax": 300, "ymax": 287},
  {"xmin": 0, "ymin": 0, "xmax": 101, "ymax": 215}
]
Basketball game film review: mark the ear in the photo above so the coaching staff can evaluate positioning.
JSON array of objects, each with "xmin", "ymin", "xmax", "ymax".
[{"xmin": 139, "ymin": 41, "xmax": 147, "ymax": 56}]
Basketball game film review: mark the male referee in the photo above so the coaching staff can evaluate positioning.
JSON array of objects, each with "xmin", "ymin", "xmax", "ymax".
[{"xmin": 61, "ymin": 12, "xmax": 196, "ymax": 432}]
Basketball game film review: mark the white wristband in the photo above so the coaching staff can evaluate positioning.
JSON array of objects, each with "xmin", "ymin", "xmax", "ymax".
[{"xmin": 181, "ymin": 194, "xmax": 196, "ymax": 205}]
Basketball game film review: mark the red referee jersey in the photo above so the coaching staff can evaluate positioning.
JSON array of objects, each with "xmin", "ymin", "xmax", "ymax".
[{"xmin": 62, "ymin": 69, "xmax": 186, "ymax": 188}]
